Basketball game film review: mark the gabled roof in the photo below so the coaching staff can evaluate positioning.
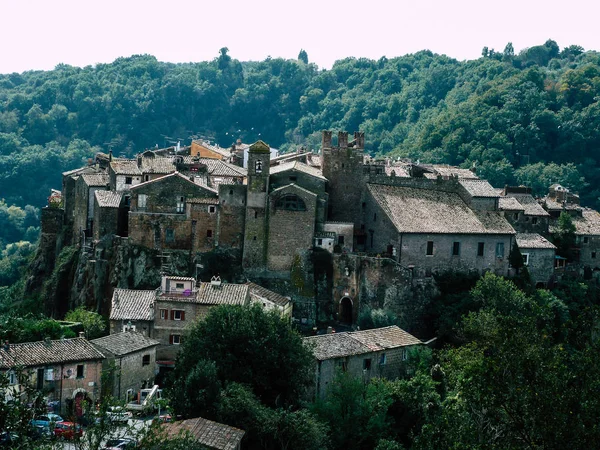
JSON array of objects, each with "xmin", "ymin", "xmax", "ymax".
[
  {"xmin": 63, "ymin": 166, "xmax": 98, "ymax": 177},
  {"xmin": 429, "ymin": 165, "xmax": 479, "ymax": 180},
  {"xmin": 270, "ymin": 161, "xmax": 326, "ymax": 180},
  {"xmin": 509, "ymin": 194, "xmax": 550, "ymax": 216},
  {"xmin": 572, "ymin": 209, "xmax": 600, "ymax": 236},
  {"xmin": 81, "ymin": 173, "xmax": 109, "ymax": 187},
  {"xmin": 130, "ymin": 171, "xmax": 218, "ymax": 196},
  {"xmin": 139, "ymin": 157, "xmax": 176, "ymax": 174},
  {"xmin": 516, "ymin": 233, "xmax": 556, "ymax": 250},
  {"xmin": 246, "ymin": 282, "xmax": 290, "ymax": 308},
  {"xmin": 459, "ymin": 179, "xmax": 499, "ymax": 197},
  {"xmin": 304, "ymin": 326, "xmax": 422, "ymax": 361},
  {"xmin": 0, "ymin": 338, "xmax": 105, "ymax": 369},
  {"xmin": 110, "ymin": 288, "xmax": 155, "ymax": 321},
  {"xmin": 161, "ymin": 417, "xmax": 245, "ymax": 450},
  {"xmin": 198, "ymin": 158, "xmax": 247, "ymax": 177},
  {"xmin": 91, "ymin": 332, "xmax": 159, "ymax": 357},
  {"xmin": 95, "ymin": 190, "xmax": 122, "ymax": 208},
  {"xmin": 196, "ymin": 283, "xmax": 249, "ymax": 305},
  {"xmin": 367, "ymin": 184, "xmax": 515, "ymax": 235},
  {"xmin": 270, "ymin": 183, "xmax": 318, "ymax": 198},
  {"xmin": 110, "ymin": 160, "xmax": 142, "ymax": 176},
  {"xmin": 498, "ymin": 197, "xmax": 524, "ymax": 212}
]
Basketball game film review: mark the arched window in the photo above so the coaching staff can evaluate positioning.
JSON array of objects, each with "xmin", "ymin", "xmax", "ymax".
[{"xmin": 275, "ymin": 194, "xmax": 306, "ymax": 211}]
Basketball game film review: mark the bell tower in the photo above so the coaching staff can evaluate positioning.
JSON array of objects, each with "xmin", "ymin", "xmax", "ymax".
[{"xmin": 243, "ymin": 140, "xmax": 271, "ymax": 270}]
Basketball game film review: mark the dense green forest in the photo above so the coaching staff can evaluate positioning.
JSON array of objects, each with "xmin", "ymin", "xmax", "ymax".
[{"xmin": 1, "ymin": 40, "xmax": 600, "ymax": 286}]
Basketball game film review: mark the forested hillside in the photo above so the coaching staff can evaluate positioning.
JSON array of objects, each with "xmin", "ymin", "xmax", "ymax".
[{"xmin": 1, "ymin": 41, "xmax": 600, "ymax": 285}]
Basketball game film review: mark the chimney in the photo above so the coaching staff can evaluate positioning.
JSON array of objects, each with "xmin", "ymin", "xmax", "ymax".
[
  {"xmin": 78, "ymin": 331, "xmax": 85, "ymax": 339},
  {"xmin": 210, "ymin": 275, "xmax": 222, "ymax": 287},
  {"xmin": 109, "ymin": 150, "xmax": 113, "ymax": 162},
  {"xmin": 326, "ymin": 326, "xmax": 334, "ymax": 334},
  {"xmin": 3, "ymin": 340, "xmax": 9, "ymax": 352}
]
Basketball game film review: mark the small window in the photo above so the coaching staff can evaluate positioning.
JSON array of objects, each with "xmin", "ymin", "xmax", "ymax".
[
  {"xmin": 496, "ymin": 242, "xmax": 505, "ymax": 258},
  {"xmin": 289, "ymin": 176, "xmax": 297, "ymax": 182},
  {"xmin": 338, "ymin": 235, "xmax": 345, "ymax": 245},
  {"xmin": 255, "ymin": 159, "xmax": 263, "ymax": 174},
  {"xmin": 176, "ymin": 196, "xmax": 185, "ymax": 213},
  {"xmin": 513, "ymin": 212, "xmax": 519, "ymax": 220},
  {"xmin": 593, "ymin": 252, "xmax": 597, "ymax": 259},
  {"xmin": 402, "ymin": 349, "xmax": 408, "ymax": 361},
  {"xmin": 452, "ymin": 241, "xmax": 461, "ymax": 256},
  {"xmin": 125, "ymin": 177, "xmax": 132, "ymax": 185},
  {"xmin": 208, "ymin": 205, "xmax": 216, "ymax": 214},
  {"xmin": 175, "ymin": 283, "xmax": 184, "ymax": 289},
  {"xmin": 160, "ymin": 309, "xmax": 167, "ymax": 320},
  {"xmin": 138, "ymin": 194, "xmax": 147, "ymax": 208},
  {"xmin": 373, "ymin": 213, "xmax": 377, "ymax": 222},
  {"xmin": 317, "ymin": 238, "xmax": 323, "ymax": 245},
  {"xmin": 362, "ymin": 202, "xmax": 366, "ymax": 209},
  {"xmin": 254, "ymin": 211, "xmax": 258, "ymax": 219},
  {"xmin": 173, "ymin": 310, "xmax": 183, "ymax": 321},
  {"xmin": 426, "ymin": 241, "xmax": 434, "ymax": 256},
  {"xmin": 584, "ymin": 237, "xmax": 589, "ymax": 244},
  {"xmin": 477, "ymin": 242, "xmax": 485, "ymax": 257},
  {"xmin": 76, "ymin": 365, "xmax": 84, "ymax": 379},
  {"xmin": 532, "ymin": 217, "xmax": 538, "ymax": 225},
  {"xmin": 522, "ymin": 253, "xmax": 530, "ymax": 266},
  {"xmin": 8, "ymin": 371, "xmax": 16, "ymax": 385},
  {"xmin": 171, "ymin": 334, "xmax": 181, "ymax": 345},
  {"xmin": 229, "ymin": 189, "xmax": 233, "ymax": 195},
  {"xmin": 166, "ymin": 228, "xmax": 175, "ymax": 243},
  {"xmin": 379, "ymin": 353, "xmax": 386, "ymax": 365},
  {"xmin": 363, "ymin": 358, "xmax": 372, "ymax": 371},
  {"xmin": 124, "ymin": 196, "xmax": 131, "ymax": 206},
  {"xmin": 207, "ymin": 229, "xmax": 213, "ymax": 238},
  {"xmin": 142, "ymin": 355, "xmax": 150, "ymax": 366},
  {"xmin": 144, "ymin": 175, "xmax": 149, "ymax": 182}
]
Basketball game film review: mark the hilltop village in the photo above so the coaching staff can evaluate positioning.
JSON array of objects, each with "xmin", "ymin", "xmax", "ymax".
[{"xmin": 34, "ymin": 129, "xmax": 598, "ymax": 341}]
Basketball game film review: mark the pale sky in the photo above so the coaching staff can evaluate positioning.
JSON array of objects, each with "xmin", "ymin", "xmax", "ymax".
[{"xmin": 1, "ymin": 0, "xmax": 599, "ymax": 74}]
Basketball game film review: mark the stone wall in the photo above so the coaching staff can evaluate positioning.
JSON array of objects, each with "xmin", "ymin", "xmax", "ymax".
[
  {"xmin": 522, "ymin": 247, "xmax": 555, "ymax": 286},
  {"xmin": 218, "ymin": 184, "xmax": 247, "ymax": 250},
  {"xmin": 267, "ymin": 186, "xmax": 317, "ymax": 271},
  {"xmin": 102, "ymin": 347, "xmax": 157, "ymax": 401}
]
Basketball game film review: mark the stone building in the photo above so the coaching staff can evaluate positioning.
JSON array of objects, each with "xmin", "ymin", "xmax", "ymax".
[
  {"xmin": 90, "ymin": 331, "xmax": 159, "ymax": 401},
  {"xmin": 515, "ymin": 233, "xmax": 556, "ymax": 287},
  {"xmin": 128, "ymin": 172, "xmax": 218, "ymax": 250},
  {"xmin": 246, "ymin": 282, "xmax": 292, "ymax": 318},
  {"xmin": 499, "ymin": 187, "xmax": 550, "ymax": 234},
  {"xmin": 93, "ymin": 190, "xmax": 122, "ymax": 241},
  {"xmin": 362, "ymin": 177, "xmax": 515, "ymax": 277},
  {"xmin": 73, "ymin": 173, "xmax": 109, "ymax": 238},
  {"xmin": 109, "ymin": 160, "xmax": 142, "ymax": 192},
  {"xmin": 304, "ymin": 325, "xmax": 423, "ymax": 398},
  {"xmin": 0, "ymin": 337, "xmax": 105, "ymax": 417},
  {"xmin": 109, "ymin": 288, "xmax": 155, "ymax": 336}
]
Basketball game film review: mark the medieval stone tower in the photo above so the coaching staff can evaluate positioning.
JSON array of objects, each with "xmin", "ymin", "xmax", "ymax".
[
  {"xmin": 321, "ymin": 131, "xmax": 365, "ymax": 228},
  {"xmin": 242, "ymin": 140, "xmax": 271, "ymax": 270}
]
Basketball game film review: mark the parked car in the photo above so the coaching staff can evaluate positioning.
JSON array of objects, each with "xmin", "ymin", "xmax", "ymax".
[
  {"xmin": 106, "ymin": 406, "xmax": 132, "ymax": 424},
  {"xmin": 31, "ymin": 413, "xmax": 63, "ymax": 428},
  {"xmin": 54, "ymin": 421, "xmax": 82, "ymax": 440},
  {"xmin": 102, "ymin": 438, "xmax": 138, "ymax": 449}
]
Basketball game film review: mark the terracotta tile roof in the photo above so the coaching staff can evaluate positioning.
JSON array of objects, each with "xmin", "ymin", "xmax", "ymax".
[
  {"xmin": 0, "ymin": 338, "xmax": 105, "ymax": 369},
  {"xmin": 140, "ymin": 157, "xmax": 176, "ymax": 174},
  {"xmin": 572, "ymin": 209, "xmax": 600, "ymax": 235},
  {"xmin": 516, "ymin": 233, "xmax": 556, "ymax": 250},
  {"xmin": 368, "ymin": 184, "xmax": 515, "ymax": 235},
  {"xmin": 110, "ymin": 160, "xmax": 142, "ymax": 176},
  {"xmin": 90, "ymin": 332, "xmax": 159, "ymax": 357},
  {"xmin": 109, "ymin": 288, "xmax": 155, "ymax": 321},
  {"xmin": 193, "ymin": 140, "xmax": 232, "ymax": 158},
  {"xmin": 130, "ymin": 172, "xmax": 219, "ymax": 196},
  {"xmin": 162, "ymin": 417, "xmax": 245, "ymax": 450},
  {"xmin": 95, "ymin": 190, "xmax": 122, "ymax": 208},
  {"xmin": 543, "ymin": 197, "xmax": 580, "ymax": 211},
  {"xmin": 498, "ymin": 197, "xmax": 524, "ymax": 211},
  {"xmin": 81, "ymin": 173, "xmax": 109, "ymax": 187},
  {"xmin": 246, "ymin": 282, "xmax": 290, "ymax": 308},
  {"xmin": 63, "ymin": 166, "xmax": 99, "ymax": 177},
  {"xmin": 198, "ymin": 158, "xmax": 247, "ymax": 177},
  {"xmin": 270, "ymin": 161, "xmax": 326, "ymax": 180},
  {"xmin": 304, "ymin": 326, "xmax": 422, "ymax": 361},
  {"xmin": 459, "ymin": 179, "xmax": 499, "ymax": 197},
  {"xmin": 510, "ymin": 194, "xmax": 550, "ymax": 216},
  {"xmin": 196, "ymin": 283, "xmax": 249, "ymax": 305},
  {"xmin": 430, "ymin": 165, "xmax": 479, "ymax": 179}
]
